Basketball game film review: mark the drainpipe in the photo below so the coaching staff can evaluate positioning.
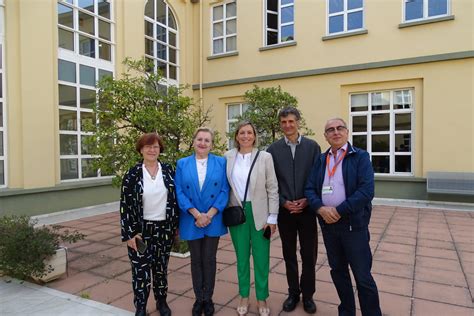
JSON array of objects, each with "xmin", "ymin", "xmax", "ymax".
[{"xmin": 199, "ymin": 0, "xmax": 203, "ymax": 107}]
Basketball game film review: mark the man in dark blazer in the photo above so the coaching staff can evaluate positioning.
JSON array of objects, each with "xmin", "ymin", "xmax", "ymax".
[{"xmin": 267, "ymin": 107, "xmax": 321, "ymax": 314}]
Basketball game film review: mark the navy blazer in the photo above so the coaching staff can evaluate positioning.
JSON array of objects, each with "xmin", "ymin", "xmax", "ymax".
[{"xmin": 175, "ymin": 153, "xmax": 229, "ymax": 240}]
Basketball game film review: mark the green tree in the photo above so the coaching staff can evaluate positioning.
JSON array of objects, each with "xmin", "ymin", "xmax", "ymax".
[
  {"xmin": 232, "ymin": 85, "xmax": 313, "ymax": 148},
  {"xmin": 88, "ymin": 58, "xmax": 226, "ymax": 186}
]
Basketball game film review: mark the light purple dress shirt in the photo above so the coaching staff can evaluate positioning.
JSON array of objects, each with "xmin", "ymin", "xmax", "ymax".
[{"xmin": 321, "ymin": 143, "xmax": 348, "ymax": 208}]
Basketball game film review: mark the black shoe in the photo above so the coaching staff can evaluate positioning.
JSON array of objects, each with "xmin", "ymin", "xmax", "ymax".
[
  {"xmin": 192, "ymin": 300, "xmax": 204, "ymax": 316},
  {"xmin": 203, "ymin": 299, "xmax": 215, "ymax": 316},
  {"xmin": 303, "ymin": 298, "xmax": 317, "ymax": 314},
  {"xmin": 135, "ymin": 309, "xmax": 146, "ymax": 316},
  {"xmin": 282, "ymin": 294, "xmax": 300, "ymax": 312},
  {"xmin": 157, "ymin": 300, "xmax": 172, "ymax": 316}
]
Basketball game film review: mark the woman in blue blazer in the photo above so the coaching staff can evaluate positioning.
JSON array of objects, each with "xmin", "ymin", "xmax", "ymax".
[{"xmin": 175, "ymin": 127, "xmax": 229, "ymax": 316}]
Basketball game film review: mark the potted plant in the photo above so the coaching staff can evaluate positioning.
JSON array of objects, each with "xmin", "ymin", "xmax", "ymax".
[{"xmin": 0, "ymin": 215, "xmax": 85, "ymax": 282}]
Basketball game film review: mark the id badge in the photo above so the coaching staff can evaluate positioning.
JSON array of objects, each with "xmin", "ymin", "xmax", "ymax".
[{"xmin": 322, "ymin": 186, "xmax": 334, "ymax": 195}]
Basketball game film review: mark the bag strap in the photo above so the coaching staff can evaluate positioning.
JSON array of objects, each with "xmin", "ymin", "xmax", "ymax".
[{"xmin": 242, "ymin": 150, "xmax": 260, "ymax": 205}]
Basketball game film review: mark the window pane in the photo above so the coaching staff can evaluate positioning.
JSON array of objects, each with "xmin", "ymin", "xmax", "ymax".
[
  {"xmin": 0, "ymin": 131, "xmax": 3, "ymax": 155},
  {"xmin": 352, "ymin": 116, "xmax": 367, "ymax": 132},
  {"xmin": 168, "ymin": 9, "xmax": 177, "ymax": 29},
  {"xmin": 372, "ymin": 134, "xmax": 389, "ymax": 152},
  {"xmin": 81, "ymin": 135, "xmax": 94, "ymax": 155},
  {"xmin": 329, "ymin": 15, "xmax": 344, "ymax": 34},
  {"xmin": 226, "ymin": 36, "xmax": 237, "ymax": 52},
  {"xmin": 226, "ymin": 2, "xmax": 237, "ymax": 18},
  {"xmin": 169, "ymin": 65, "xmax": 177, "ymax": 80},
  {"xmin": 157, "ymin": 61, "xmax": 167, "ymax": 77},
  {"xmin": 348, "ymin": 0, "xmax": 363, "ymax": 10},
  {"xmin": 168, "ymin": 31, "xmax": 176, "ymax": 46},
  {"xmin": 228, "ymin": 104, "xmax": 240, "ymax": 119},
  {"xmin": 267, "ymin": 0, "xmax": 278, "ymax": 12},
  {"xmin": 372, "ymin": 114, "xmax": 390, "ymax": 131},
  {"xmin": 281, "ymin": 6, "xmax": 294, "ymax": 24},
  {"xmin": 395, "ymin": 113, "xmax": 411, "ymax": 130},
  {"xmin": 395, "ymin": 134, "xmax": 411, "ymax": 152},
  {"xmin": 281, "ymin": 25, "xmax": 294, "ymax": 42},
  {"xmin": 267, "ymin": 13, "xmax": 278, "ymax": 29},
  {"xmin": 213, "ymin": 22, "xmax": 223, "ymax": 37},
  {"xmin": 82, "ymin": 158, "xmax": 98, "ymax": 178},
  {"xmin": 98, "ymin": 0, "xmax": 110, "ymax": 19},
  {"xmin": 145, "ymin": 0, "xmax": 154, "ymax": 19},
  {"xmin": 58, "ymin": 4, "xmax": 73, "ymax": 28},
  {"xmin": 145, "ymin": 39, "xmax": 154, "ymax": 56},
  {"xmin": 60, "ymin": 159, "xmax": 78, "ymax": 180},
  {"xmin": 395, "ymin": 156, "xmax": 411, "ymax": 173},
  {"xmin": 79, "ymin": 11, "xmax": 95, "ymax": 35},
  {"xmin": 59, "ymin": 28, "xmax": 74, "ymax": 51},
  {"xmin": 282, "ymin": 0, "xmax": 294, "ymax": 5},
  {"xmin": 267, "ymin": 30, "xmax": 278, "ymax": 45},
  {"xmin": 348, "ymin": 11, "xmax": 363, "ymax": 30},
  {"xmin": 99, "ymin": 20, "xmax": 111, "ymax": 40},
  {"xmin": 78, "ymin": 0, "xmax": 94, "ymax": 13},
  {"xmin": 213, "ymin": 5, "xmax": 223, "ymax": 20},
  {"xmin": 59, "ymin": 60, "xmax": 76, "ymax": 83},
  {"xmin": 99, "ymin": 41, "xmax": 111, "ymax": 61},
  {"xmin": 169, "ymin": 48, "xmax": 177, "ymax": 63},
  {"xmin": 80, "ymin": 65, "xmax": 96, "ymax": 86},
  {"xmin": 394, "ymin": 90, "xmax": 412, "ymax": 109},
  {"xmin": 59, "ymin": 84, "xmax": 76, "ymax": 107},
  {"xmin": 59, "ymin": 109, "xmax": 77, "ymax": 131},
  {"xmin": 157, "ymin": 43, "xmax": 167, "ymax": 60},
  {"xmin": 0, "ymin": 75, "xmax": 2, "ymax": 98},
  {"xmin": 60, "ymin": 134, "xmax": 78, "ymax": 155},
  {"xmin": 79, "ymin": 35, "xmax": 95, "ymax": 57},
  {"xmin": 371, "ymin": 92, "xmax": 390, "ymax": 110},
  {"xmin": 0, "ymin": 161, "xmax": 4, "ymax": 185},
  {"xmin": 405, "ymin": 0, "xmax": 423, "ymax": 20},
  {"xmin": 226, "ymin": 19, "xmax": 237, "ymax": 35},
  {"xmin": 156, "ymin": 25, "xmax": 166, "ymax": 42},
  {"xmin": 213, "ymin": 39, "xmax": 223, "ymax": 54},
  {"xmin": 80, "ymin": 111, "xmax": 95, "ymax": 132},
  {"xmin": 145, "ymin": 21, "xmax": 153, "ymax": 36},
  {"xmin": 329, "ymin": 0, "xmax": 344, "ymax": 14},
  {"xmin": 80, "ymin": 88, "xmax": 95, "ymax": 109},
  {"xmin": 351, "ymin": 94, "xmax": 368, "ymax": 112},
  {"xmin": 372, "ymin": 156, "xmax": 389, "ymax": 173},
  {"xmin": 156, "ymin": 0, "xmax": 166, "ymax": 24},
  {"xmin": 0, "ymin": 103, "xmax": 3, "ymax": 127},
  {"xmin": 352, "ymin": 135, "xmax": 367, "ymax": 150},
  {"xmin": 99, "ymin": 69, "xmax": 113, "ymax": 80},
  {"xmin": 429, "ymin": 0, "xmax": 447, "ymax": 16}
]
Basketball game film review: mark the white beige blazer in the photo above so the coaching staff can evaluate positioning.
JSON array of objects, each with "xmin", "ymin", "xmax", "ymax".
[{"xmin": 224, "ymin": 148, "xmax": 279, "ymax": 230}]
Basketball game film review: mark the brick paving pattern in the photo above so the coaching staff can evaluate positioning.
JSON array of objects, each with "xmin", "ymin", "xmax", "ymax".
[{"xmin": 47, "ymin": 206, "xmax": 474, "ymax": 315}]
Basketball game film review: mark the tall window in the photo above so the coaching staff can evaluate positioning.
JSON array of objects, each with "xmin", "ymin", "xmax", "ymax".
[
  {"xmin": 404, "ymin": 0, "xmax": 449, "ymax": 22},
  {"xmin": 265, "ymin": 0, "xmax": 294, "ymax": 46},
  {"xmin": 57, "ymin": 0, "xmax": 114, "ymax": 181},
  {"xmin": 350, "ymin": 90, "xmax": 414, "ymax": 175},
  {"xmin": 0, "ymin": 1, "xmax": 5, "ymax": 187},
  {"xmin": 327, "ymin": 0, "xmax": 364, "ymax": 35},
  {"xmin": 144, "ymin": 0, "xmax": 179, "ymax": 85},
  {"xmin": 227, "ymin": 103, "xmax": 248, "ymax": 148},
  {"xmin": 211, "ymin": 1, "xmax": 237, "ymax": 55}
]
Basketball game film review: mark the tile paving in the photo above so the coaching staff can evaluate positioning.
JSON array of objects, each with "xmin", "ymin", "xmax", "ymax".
[{"xmin": 42, "ymin": 206, "xmax": 474, "ymax": 315}]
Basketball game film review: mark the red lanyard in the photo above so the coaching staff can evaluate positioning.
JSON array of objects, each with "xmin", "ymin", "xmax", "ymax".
[{"xmin": 326, "ymin": 149, "xmax": 346, "ymax": 178}]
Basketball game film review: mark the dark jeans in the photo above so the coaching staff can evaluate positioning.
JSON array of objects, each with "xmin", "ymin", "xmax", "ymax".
[
  {"xmin": 188, "ymin": 236, "xmax": 220, "ymax": 302},
  {"xmin": 127, "ymin": 220, "xmax": 174, "ymax": 311},
  {"xmin": 321, "ymin": 226, "xmax": 381, "ymax": 316},
  {"xmin": 278, "ymin": 208, "xmax": 318, "ymax": 299}
]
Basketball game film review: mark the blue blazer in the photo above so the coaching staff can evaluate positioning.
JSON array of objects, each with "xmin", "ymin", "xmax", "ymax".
[{"xmin": 175, "ymin": 153, "xmax": 229, "ymax": 240}]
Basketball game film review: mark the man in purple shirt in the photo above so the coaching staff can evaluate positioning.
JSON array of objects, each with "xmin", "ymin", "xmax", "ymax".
[{"xmin": 305, "ymin": 118, "xmax": 381, "ymax": 316}]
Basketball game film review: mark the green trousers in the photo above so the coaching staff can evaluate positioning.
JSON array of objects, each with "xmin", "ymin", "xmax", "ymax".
[{"xmin": 229, "ymin": 202, "xmax": 270, "ymax": 301}]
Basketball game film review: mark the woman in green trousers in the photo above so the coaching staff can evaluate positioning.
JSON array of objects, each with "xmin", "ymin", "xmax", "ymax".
[{"xmin": 224, "ymin": 121, "xmax": 279, "ymax": 316}]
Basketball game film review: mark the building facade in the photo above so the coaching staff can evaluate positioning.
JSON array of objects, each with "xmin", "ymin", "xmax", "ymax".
[{"xmin": 1, "ymin": 0, "xmax": 473, "ymax": 215}]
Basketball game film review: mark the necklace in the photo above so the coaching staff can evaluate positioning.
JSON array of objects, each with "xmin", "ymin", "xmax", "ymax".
[{"xmin": 144, "ymin": 164, "xmax": 159, "ymax": 180}]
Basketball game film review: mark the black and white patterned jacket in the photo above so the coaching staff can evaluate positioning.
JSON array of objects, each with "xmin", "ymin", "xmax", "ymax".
[{"xmin": 120, "ymin": 161, "xmax": 179, "ymax": 242}]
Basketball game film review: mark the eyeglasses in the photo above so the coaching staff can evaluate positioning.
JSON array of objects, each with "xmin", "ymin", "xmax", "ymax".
[
  {"xmin": 143, "ymin": 145, "xmax": 160, "ymax": 151},
  {"xmin": 325, "ymin": 126, "xmax": 347, "ymax": 134}
]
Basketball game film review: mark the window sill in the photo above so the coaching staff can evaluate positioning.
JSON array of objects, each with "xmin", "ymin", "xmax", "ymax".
[
  {"xmin": 375, "ymin": 175, "xmax": 423, "ymax": 182},
  {"xmin": 207, "ymin": 51, "xmax": 239, "ymax": 60},
  {"xmin": 259, "ymin": 41, "xmax": 297, "ymax": 52},
  {"xmin": 322, "ymin": 29, "xmax": 368, "ymax": 41},
  {"xmin": 399, "ymin": 15, "xmax": 455, "ymax": 28}
]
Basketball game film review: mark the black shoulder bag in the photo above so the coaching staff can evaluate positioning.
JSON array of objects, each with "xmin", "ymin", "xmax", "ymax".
[{"xmin": 223, "ymin": 151, "xmax": 260, "ymax": 227}]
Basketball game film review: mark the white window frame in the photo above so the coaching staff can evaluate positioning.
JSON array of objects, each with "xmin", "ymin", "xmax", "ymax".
[
  {"xmin": 211, "ymin": 0, "xmax": 237, "ymax": 56},
  {"xmin": 144, "ymin": 0, "xmax": 179, "ymax": 86},
  {"xmin": 58, "ymin": 0, "xmax": 115, "ymax": 182},
  {"xmin": 0, "ymin": 0, "xmax": 6, "ymax": 188},
  {"xmin": 350, "ymin": 89, "xmax": 414, "ymax": 176},
  {"xmin": 226, "ymin": 103, "xmax": 249, "ymax": 149},
  {"xmin": 264, "ymin": 0, "xmax": 295, "ymax": 46},
  {"xmin": 327, "ymin": 0, "xmax": 364, "ymax": 35},
  {"xmin": 402, "ymin": 0, "xmax": 450, "ymax": 22}
]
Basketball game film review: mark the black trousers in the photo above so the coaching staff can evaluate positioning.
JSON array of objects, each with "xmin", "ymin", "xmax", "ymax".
[
  {"xmin": 322, "ymin": 226, "xmax": 381, "ymax": 316},
  {"xmin": 188, "ymin": 236, "xmax": 220, "ymax": 302},
  {"xmin": 128, "ymin": 220, "xmax": 175, "ymax": 311},
  {"xmin": 277, "ymin": 208, "xmax": 318, "ymax": 299}
]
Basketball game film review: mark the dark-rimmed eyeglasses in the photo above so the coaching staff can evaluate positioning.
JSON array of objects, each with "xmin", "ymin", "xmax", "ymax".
[{"xmin": 325, "ymin": 126, "xmax": 347, "ymax": 134}]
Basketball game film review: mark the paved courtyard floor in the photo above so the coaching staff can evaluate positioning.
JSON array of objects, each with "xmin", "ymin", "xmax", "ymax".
[{"xmin": 44, "ymin": 205, "xmax": 473, "ymax": 315}]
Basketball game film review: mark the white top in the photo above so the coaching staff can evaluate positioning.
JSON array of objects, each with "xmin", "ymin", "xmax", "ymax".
[
  {"xmin": 231, "ymin": 152, "xmax": 277, "ymax": 225},
  {"xmin": 142, "ymin": 163, "xmax": 168, "ymax": 221},
  {"xmin": 196, "ymin": 158, "xmax": 208, "ymax": 190}
]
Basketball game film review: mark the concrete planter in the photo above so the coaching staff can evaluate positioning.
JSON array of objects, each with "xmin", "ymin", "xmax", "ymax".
[
  {"xmin": 170, "ymin": 251, "xmax": 190, "ymax": 258},
  {"xmin": 32, "ymin": 247, "xmax": 67, "ymax": 283}
]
